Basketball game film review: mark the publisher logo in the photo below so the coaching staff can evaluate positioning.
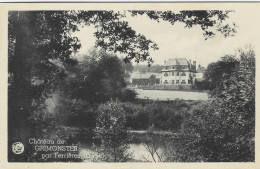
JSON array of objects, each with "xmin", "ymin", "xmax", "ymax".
[{"xmin": 12, "ymin": 142, "xmax": 24, "ymax": 154}]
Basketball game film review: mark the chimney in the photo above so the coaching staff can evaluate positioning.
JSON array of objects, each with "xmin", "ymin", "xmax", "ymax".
[
  {"xmin": 193, "ymin": 61, "xmax": 196, "ymax": 70},
  {"xmin": 164, "ymin": 60, "xmax": 166, "ymax": 65}
]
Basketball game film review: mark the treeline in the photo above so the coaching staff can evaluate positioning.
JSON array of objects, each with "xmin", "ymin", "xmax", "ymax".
[{"xmin": 133, "ymin": 64, "xmax": 164, "ymax": 73}]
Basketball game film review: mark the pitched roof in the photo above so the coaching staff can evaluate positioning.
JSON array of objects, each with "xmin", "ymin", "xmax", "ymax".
[
  {"xmin": 197, "ymin": 65, "xmax": 206, "ymax": 73},
  {"xmin": 164, "ymin": 58, "xmax": 189, "ymax": 66}
]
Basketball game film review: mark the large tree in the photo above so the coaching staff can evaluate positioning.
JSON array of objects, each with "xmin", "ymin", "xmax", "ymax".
[
  {"xmin": 67, "ymin": 50, "xmax": 130, "ymax": 103},
  {"xmin": 204, "ymin": 55, "xmax": 240, "ymax": 96}
]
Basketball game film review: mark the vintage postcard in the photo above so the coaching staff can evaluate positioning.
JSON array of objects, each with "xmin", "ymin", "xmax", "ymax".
[{"xmin": 0, "ymin": 2, "xmax": 259, "ymax": 169}]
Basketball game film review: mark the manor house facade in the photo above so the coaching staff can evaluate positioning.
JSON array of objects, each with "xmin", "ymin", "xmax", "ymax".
[
  {"xmin": 130, "ymin": 58, "xmax": 205, "ymax": 89},
  {"xmin": 161, "ymin": 58, "xmax": 197, "ymax": 85}
]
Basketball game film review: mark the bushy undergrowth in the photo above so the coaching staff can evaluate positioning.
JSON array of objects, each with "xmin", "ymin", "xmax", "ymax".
[
  {"xmin": 65, "ymin": 99, "xmax": 201, "ymax": 131},
  {"xmin": 121, "ymin": 100, "xmax": 198, "ymax": 131}
]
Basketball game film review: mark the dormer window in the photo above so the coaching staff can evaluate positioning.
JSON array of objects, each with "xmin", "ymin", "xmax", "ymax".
[{"xmin": 172, "ymin": 66, "xmax": 175, "ymax": 69}]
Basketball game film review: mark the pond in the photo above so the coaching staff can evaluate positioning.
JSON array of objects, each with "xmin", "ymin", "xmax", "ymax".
[
  {"xmin": 78, "ymin": 131, "xmax": 167, "ymax": 162},
  {"xmin": 135, "ymin": 89, "xmax": 209, "ymax": 100},
  {"xmin": 79, "ymin": 143, "xmax": 163, "ymax": 162}
]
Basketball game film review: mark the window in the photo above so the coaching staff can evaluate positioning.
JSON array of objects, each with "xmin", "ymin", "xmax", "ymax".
[
  {"xmin": 164, "ymin": 80, "xmax": 168, "ymax": 84},
  {"xmin": 164, "ymin": 73, "xmax": 168, "ymax": 77},
  {"xmin": 176, "ymin": 80, "xmax": 179, "ymax": 84},
  {"xmin": 172, "ymin": 66, "xmax": 175, "ymax": 69},
  {"xmin": 181, "ymin": 72, "xmax": 186, "ymax": 76},
  {"xmin": 188, "ymin": 80, "xmax": 191, "ymax": 84},
  {"xmin": 176, "ymin": 72, "xmax": 179, "ymax": 76},
  {"xmin": 172, "ymin": 72, "xmax": 174, "ymax": 76},
  {"xmin": 172, "ymin": 80, "xmax": 174, "ymax": 84},
  {"xmin": 181, "ymin": 80, "xmax": 186, "ymax": 84}
]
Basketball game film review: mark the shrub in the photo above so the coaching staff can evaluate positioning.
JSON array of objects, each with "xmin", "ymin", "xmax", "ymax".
[
  {"xmin": 93, "ymin": 100, "xmax": 132, "ymax": 162},
  {"xmin": 119, "ymin": 88, "xmax": 137, "ymax": 102},
  {"xmin": 66, "ymin": 99, "xmax": 97, "ymax": 128},
  {"xmin": 145, "ymin": 102, "xmax": 187, "ymax": 131},
  {"xmin": 119, "ymin": 102, "xmax": 149, "ymax": 130}
]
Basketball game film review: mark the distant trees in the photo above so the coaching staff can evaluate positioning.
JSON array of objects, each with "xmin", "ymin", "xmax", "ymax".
[
  {"xmin": 133, "ymin": 64, "xmax": 164, "ymax": 73},
  {"xmin": 148, "ymin": 75, "xmax": 157, "ymax": 85}
]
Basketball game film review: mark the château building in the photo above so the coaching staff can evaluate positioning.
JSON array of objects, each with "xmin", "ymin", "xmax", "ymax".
[
  {"xmin": 130, "ymin": 58, "xmax": 205, "ymax": 90},
  {"xmin": 161, "ymin": 58, "xmax": 197, "ymax": 85}
]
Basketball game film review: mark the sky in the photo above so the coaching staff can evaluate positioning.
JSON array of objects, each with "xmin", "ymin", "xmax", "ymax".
[{"xmin": 73, "ymin": 10, "xmax": 258, "ymax": 68}]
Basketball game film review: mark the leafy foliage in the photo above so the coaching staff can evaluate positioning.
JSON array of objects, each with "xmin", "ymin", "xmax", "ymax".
[
  {"xmin": 66, "ymin": 50, "xmax": 135, "ymax": 103},
  {"xmin": 78, "ymin": 11, "xmax": 159, "ymax": 65},
  {"xmin": 204, "ymin": 55, "xmax": 239, "ymax": 96},
  {"xmin": 130, "ymin": 10, "xmax": 236, "ymax": 39},
  {"xmin": 145, "ymin": 102, "xmax": 187, "ymax": 131},
  {"xmin": 121, "ymin": 100, "xmax": 196, "ymax": 131},
  {"xmin": 93, "ymin": 100, "xmax": 132, "ymax": 162},
  {"xmin": 118, "ymin": 88, "xmax": 137, "ymax": 102},
  {"xmin": 8, "ymin": 11, "xmax": 81, "ymax": 161},
  {"xmin": 212, "ymin": 47, "xmax": 255, "ymax": 161},
  {"xmin": 165, "ymin": 48, "xmax": 255, "ymax": 162}
]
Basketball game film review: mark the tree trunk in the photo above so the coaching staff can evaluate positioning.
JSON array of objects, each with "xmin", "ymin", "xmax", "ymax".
[{"xmin": 8, "ymin": 11, "xmax": 36, "ymax": 162}]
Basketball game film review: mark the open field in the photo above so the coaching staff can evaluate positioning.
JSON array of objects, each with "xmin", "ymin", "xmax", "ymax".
[{"xmin": 135, "ymin": 89, "xmax": 209, "ymax": 101}]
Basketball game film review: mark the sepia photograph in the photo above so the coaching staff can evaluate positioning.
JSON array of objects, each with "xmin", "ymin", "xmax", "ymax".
[{"xmin": 0, "ymin": 2, "xmax": 259, "ymax": 167}]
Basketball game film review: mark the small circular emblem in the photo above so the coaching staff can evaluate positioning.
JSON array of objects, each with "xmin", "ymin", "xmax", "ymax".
[{"xmin": 12, "ymin": 142, "xmax": 24, "ymax": 154}]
